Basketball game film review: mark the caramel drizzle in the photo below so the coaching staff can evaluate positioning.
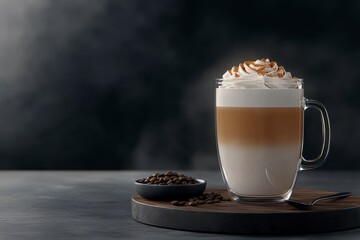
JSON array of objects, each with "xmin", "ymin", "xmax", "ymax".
[{"xmin": 227, "ymin": 59, "xmax": 289, "ymax": 78}]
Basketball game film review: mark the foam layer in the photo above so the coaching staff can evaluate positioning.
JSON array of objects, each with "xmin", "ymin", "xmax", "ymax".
[{"xmin": 216, "ymin": 88, "xmax": 304, "ymax": 107}]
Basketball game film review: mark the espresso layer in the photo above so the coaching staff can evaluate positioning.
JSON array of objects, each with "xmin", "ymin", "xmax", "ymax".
[{"xmin": 216, "ymin": 107, "xmax": 303, "ymax": 146}]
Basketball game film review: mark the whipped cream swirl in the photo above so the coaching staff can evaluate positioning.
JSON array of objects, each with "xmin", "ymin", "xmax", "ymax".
[{"xmin": 220, "ymin": 58, "xmax": 301, "ymax": 89}]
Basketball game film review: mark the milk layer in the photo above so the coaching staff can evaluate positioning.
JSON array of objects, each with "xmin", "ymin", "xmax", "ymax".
[{"xmin": 218, "ymin": 144, "xmax": 301, "ymax": 196}]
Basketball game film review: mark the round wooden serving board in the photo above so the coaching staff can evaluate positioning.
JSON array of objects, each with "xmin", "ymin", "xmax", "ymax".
[{"xmin": 132, "ymin": 188, "xmax": 360, "ymax": 234}]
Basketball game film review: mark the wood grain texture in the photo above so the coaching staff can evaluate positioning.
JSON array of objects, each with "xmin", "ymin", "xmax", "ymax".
[{"xmin": 132, "ymin": 188, "xmax": 360, "ymax": 234}]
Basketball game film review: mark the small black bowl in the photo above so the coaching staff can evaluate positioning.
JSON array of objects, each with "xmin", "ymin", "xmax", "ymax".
[{"xmin": 135, "ymin": 179, "xmax": 207, "ymax": 200}]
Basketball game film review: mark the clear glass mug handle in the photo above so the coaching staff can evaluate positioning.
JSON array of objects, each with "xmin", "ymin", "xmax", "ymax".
[{"xmin": 300, "ymin": 98, "xmax": 331, "ymax": 171}]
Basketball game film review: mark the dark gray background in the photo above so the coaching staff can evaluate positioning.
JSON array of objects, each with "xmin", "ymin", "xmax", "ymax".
[{"xmin": 0, "ymin": 0, "xmax": 359, "ymax": 170}]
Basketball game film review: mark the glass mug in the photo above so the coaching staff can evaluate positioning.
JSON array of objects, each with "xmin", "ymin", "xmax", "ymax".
[{"xmin": 215, "ymin": 79, "xmax": 330, "ymax": 203}]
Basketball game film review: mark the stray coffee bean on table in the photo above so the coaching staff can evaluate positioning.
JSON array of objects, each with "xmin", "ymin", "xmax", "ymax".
[{"xmin": 171, "ymin": 192, "xmax": 231, "ymax": 207}]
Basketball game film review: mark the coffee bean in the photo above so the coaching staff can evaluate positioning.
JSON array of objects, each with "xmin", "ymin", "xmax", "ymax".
[
  {"xmin": 171, "ymin": 201, "xmax": 180, "ymax": 206},
  {"xmin": 188, "ymin": 201, "xmax": 198, "ymax": 206},
  {"xmin": 136, "ymin": 171, "xmax": 201, "ymax": 186},
  {"xmin": 168, "ymin": 191, "xmax": 232, "ymax": 207}
]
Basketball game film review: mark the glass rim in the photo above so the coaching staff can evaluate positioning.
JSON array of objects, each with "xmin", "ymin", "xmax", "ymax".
[{"xmin": 215, "ymin": 78, "xmax": 303, "ymax": 89}]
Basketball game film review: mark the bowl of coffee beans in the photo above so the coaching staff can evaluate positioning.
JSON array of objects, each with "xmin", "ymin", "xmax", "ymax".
[{"xmin": 135, "ymin": 171, "xmax": 206, "ymax": 200}]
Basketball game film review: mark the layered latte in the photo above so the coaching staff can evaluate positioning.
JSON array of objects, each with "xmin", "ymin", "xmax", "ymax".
[{"xmin": 216, "ymin": 59, "xmax": 304, "ymax": 198}]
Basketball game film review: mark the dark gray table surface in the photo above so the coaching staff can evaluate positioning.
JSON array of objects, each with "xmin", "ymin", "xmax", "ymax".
[{"xmin": 0, "ymin": 170, "xmax": 359, "ymax": 240}]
